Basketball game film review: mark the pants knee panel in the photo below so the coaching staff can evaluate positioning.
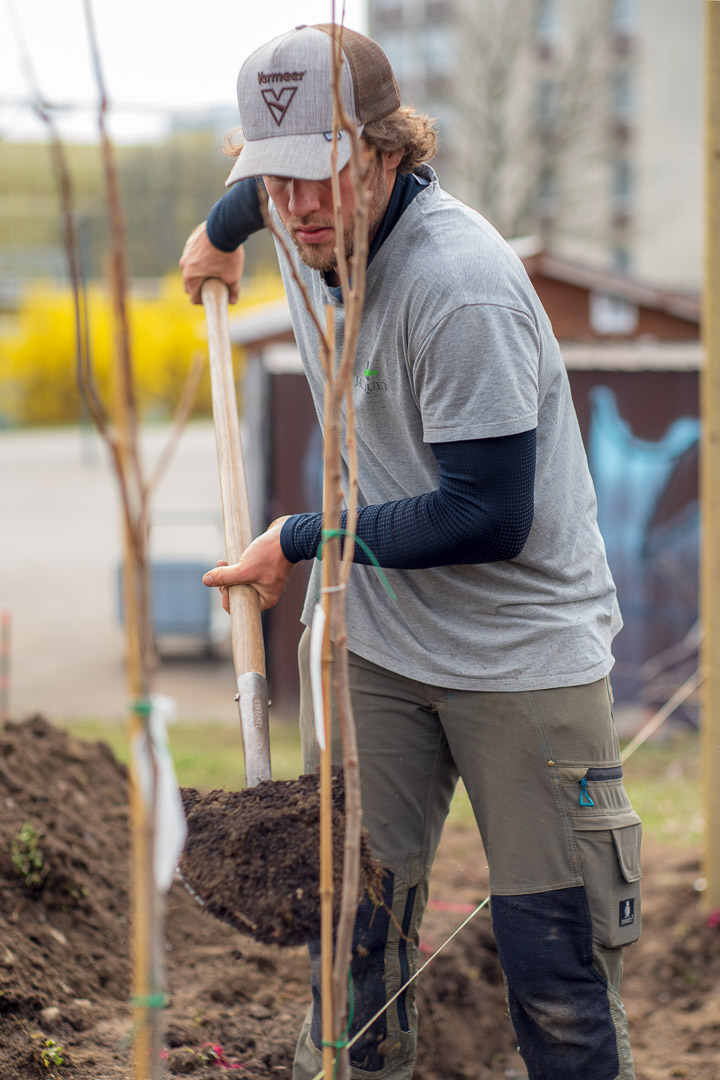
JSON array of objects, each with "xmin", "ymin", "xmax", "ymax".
[
  {"xmin": 491, "ymin": 888, "xmax": 620, "ymax": 1080},
  {"xmin": 307, "ymin": 871, "xmax": 422, "ymax": 1075}
]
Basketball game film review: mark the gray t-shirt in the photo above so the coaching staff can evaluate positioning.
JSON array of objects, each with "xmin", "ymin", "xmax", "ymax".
[{"xmin": 271, "ymin": 165, "xmax": 622, "ymax": 691}]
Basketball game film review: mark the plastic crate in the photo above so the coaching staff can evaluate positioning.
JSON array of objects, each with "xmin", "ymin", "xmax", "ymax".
[{"xmin": 117, "ymin": 560, "xmax": 212, "ymax": 643}]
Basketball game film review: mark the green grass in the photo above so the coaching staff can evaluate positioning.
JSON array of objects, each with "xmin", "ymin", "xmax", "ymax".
[
  {"xmin": 58, "ymin": 721, "xmax": 703, "ymax": 845},
  {"xmin": 58, "ymin": 717, "xmax": 304, "ymax": 791},
  {"xmin": 621, "ymin": 730, "xmax": 703, "ymax": 848},
  {"xmin": 60, "ymin": 716, "xmax": 478, "ymax": 825}
]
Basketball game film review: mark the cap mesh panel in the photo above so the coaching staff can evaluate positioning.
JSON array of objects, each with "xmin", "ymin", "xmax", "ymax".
[{"xmin": 314, "ymin": 24, "xmax": 401, "ymax": 122}]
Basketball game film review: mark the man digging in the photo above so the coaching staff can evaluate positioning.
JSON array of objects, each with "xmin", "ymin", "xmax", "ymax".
[{"xmin": 181, "ymin": 23, "xmax": 641, "ymax": 1080}]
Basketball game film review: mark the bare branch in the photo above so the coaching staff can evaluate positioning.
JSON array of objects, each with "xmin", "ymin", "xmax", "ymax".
[
  {"xmin": 257, "ymin": 187, "xmax": 331, "ymax": 353},
  {"xmin": 325, "ymin": 14, "xmax": 368, "ymax": 1074},
  {"xmin": 329, "ymin": 22, "xmax": 352, "ymax": 304},
  {"xmin": 83, "ymin": 0, "xmax": 144, "ymax": 503},
  {"xmin": 339, "ymin": 381, "xmax": 359, "ymax": 588},
  {"xmin": 7, "ymin": 0, "xmax": 146, "ymax": 609}
]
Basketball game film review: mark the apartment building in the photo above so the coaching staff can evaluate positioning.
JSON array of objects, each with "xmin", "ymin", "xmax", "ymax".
[{"xmin": 368, "ymin": 0, "xmax": 703, "ymax": 290}]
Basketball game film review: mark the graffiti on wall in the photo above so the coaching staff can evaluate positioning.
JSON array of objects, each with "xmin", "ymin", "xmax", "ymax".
[{"xmin": 587, "ymin": 385, "xmax": 700, "ymax": 704}]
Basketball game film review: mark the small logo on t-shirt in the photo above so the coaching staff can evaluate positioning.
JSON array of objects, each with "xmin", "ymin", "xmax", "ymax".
[
  {"xmin": 355, "ymin": 371, "xmax": 387, "ymax": 394},
  {"xmin": 619, "ymin": 898, "xmax": 635, "ymax": 927}
]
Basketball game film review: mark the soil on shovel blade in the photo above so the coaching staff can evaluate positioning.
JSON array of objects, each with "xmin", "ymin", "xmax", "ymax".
[{"xmin": 179, "ymin": 773, "xmax": 382, "ymax": 946}]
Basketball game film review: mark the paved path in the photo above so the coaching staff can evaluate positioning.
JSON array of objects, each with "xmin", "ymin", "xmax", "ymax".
[{"xmin": 0, "ymin": 422, "xmax": 256, "ymax": 723}]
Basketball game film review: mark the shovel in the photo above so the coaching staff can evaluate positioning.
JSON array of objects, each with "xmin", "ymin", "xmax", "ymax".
[
  {"xmin": 201, "ymin": 276, "xmax": 270, "ymax": 789},
  {"xmin": 178, "ymin": 279, "xmax": 380, "ymax": 947}
]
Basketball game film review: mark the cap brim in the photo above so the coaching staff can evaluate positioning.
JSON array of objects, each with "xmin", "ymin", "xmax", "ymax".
[{"xmin": 225, "ymin": 129, "xmax": 358, "ymax": 185}]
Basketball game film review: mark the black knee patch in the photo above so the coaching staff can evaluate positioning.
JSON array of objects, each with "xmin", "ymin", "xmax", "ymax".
[
  {"xmin": 491, "ymin": 887, "xmax": 619, "ymax": 1080},
  {"xmin": 309, "ymin": 869, "xmax": 395, "ymax": 1072}
]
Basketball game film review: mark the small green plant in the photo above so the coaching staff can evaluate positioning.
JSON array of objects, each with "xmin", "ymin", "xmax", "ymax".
[
  {"xmin": 40, "ymin": 1038, "xmax": 65, "ymax": 1069},
  {"xmin": 11, "ymin": 823, "xmax": 46, "ymax": 888}
]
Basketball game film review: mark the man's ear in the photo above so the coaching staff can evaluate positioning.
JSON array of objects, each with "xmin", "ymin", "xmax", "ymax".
[{"xmin": 384, "ymin": 149, "xmax": 403, "ymax": 171}]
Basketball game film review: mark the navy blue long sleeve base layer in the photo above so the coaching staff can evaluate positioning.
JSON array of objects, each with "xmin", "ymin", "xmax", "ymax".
[{"xmin": 281, "ymin": 429, "xmax": 536, "ymax": 570}]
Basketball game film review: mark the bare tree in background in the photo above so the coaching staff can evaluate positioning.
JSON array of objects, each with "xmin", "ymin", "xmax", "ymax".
[{"xmin": 454, "ymin": 0, "xmax": 614, "ymax": 245}]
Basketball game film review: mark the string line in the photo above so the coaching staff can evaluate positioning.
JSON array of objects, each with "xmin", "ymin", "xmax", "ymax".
[
  {"xmin": 620, "ymin": 669, "xmax": 701, "ymax": 763},
  {"xmin": 321, "ymin": 967, "xmax": 355, "ymax": 1080},
  {"xmin": 130, "ymin": 992, "xmax": 167, "ymax": 1009},
  {"xmin": 308, "ymin": 898, "xmax": 489, "ymax": 1080},
  {"xmin": 318, "ymin": 528, "xmax": 397, "ymax": 601}
]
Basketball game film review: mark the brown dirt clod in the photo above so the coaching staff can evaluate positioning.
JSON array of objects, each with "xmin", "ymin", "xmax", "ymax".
[{"xmin": 178, "ymin": 771, "xmax": 383, "ymax": 946}]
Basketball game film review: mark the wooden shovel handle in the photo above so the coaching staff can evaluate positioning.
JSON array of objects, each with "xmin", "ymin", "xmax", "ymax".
[{"xmin": 202, "ymin": 278, "xmax": 270, "ymax": 785}]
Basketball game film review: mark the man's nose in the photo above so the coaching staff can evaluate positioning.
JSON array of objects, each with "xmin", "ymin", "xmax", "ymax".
[{"xmin": 287, "ymin": 179, "xmax": 323, "ymax": 218}]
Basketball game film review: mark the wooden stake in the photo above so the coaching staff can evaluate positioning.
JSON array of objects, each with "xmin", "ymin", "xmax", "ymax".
[
  {"xmin": 112, "ymin": 351, "xmax": 163, "ymax": 1080},
  {"xmin": 320, "ymin": 606, "xmax": 336, "ymax": 1080},
  {"xmin": 128, "ymin": 703, "xmax": 162, "ymax": 1080},
  {"xmin": 701, "ymin": 0, "xmax": 720, "ymax": 912},
  {"xmin": 118, "ymin": 479, "xmax": 163, "ymax": 1080},
  {"xmin": 320, "ymin": 308, "xmax": 338, "ymax": 1080}
]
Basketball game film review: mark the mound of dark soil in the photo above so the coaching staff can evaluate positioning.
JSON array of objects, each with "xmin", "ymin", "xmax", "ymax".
[
  {"xmin": 1, "ymin": 716, "xmax": 719, "ymax": 1080},
  {"xmin": 180, "ymin": 774, "xmax": 382, "ymax": 946}
]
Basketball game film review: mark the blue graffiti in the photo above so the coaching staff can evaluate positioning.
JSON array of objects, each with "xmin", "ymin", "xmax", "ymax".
[{"xmin": 587, "ymin": 386, "xmax": 700, "ymax": 701}]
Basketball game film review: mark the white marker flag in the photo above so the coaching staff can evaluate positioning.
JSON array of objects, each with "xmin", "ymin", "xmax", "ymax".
[
  {"xmin": 130, "ymin": 694, "xmax": 188, "ymax": 892},
  {"xmin": 309, "ymin": 603, "xmax": 327, "ymax": 751}
]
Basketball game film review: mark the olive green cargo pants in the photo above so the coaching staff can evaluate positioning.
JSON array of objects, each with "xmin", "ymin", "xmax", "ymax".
[{"xmin": 293, "ymin": 630, "xmax": 641, "ymax": 1080}]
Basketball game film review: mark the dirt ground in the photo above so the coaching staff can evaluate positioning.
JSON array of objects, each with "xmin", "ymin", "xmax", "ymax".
[{"xmin": 1, "ymin": 717, "xmax": 718, "ymax": 1080}]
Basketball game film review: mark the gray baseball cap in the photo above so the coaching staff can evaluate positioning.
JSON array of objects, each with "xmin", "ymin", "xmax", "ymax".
[{"xmin": 225, "ymin": 24, "xmax": 401, "ymax": 184}]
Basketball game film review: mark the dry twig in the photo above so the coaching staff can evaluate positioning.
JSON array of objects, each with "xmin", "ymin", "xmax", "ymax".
[{"xmin": 325, "ymin": 16, "xmax": 370, "ymax": 1080}]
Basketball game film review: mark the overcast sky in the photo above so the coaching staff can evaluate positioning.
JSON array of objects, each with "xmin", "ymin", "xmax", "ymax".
[{"xmin": 0, "ymin": 0, "xmax": 367, "ymax": 142}]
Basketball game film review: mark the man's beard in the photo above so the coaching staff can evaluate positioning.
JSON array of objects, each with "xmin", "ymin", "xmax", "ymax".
[{"xmin": 288, "ymin": 164, "xmax": 389, "ymax": 273}]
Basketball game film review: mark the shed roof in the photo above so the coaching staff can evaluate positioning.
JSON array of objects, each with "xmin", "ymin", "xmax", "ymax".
[
  {"xmin": 229, "ymin": 298, "xmax": 294, "ymax": 348},
  {"xmin": 511, "ymin": 240, "xmax": 701, "ymax": 325}
]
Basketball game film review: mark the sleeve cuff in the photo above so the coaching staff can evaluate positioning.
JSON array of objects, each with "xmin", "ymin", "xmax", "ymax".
[
  {"xmin": 280, "ymin": 515, "xmax": 305, "ymax": 563},
  {"xmin": 206, "ymin": 204, "xmax": 239, "ymax": 253}
]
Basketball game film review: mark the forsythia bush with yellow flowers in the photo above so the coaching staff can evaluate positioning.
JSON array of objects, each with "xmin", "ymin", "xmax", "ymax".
[{"xmin": 0, "ymin": 274, "xmax": 285, "ymax": 426}]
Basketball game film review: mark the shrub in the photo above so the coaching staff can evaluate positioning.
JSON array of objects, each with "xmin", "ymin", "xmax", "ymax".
[{"xmin": 0, "ymin": 274, "xmax": 284, "ymax": 426}]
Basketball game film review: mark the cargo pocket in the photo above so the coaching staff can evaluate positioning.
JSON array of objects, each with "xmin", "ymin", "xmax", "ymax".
[
  {"xmin": 573, "ymin": 821, "xmax": 642, "ymax": 947},
  {"xmin": 556, "ymin": 764, "xmax": 643, "ymax": 948}
]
